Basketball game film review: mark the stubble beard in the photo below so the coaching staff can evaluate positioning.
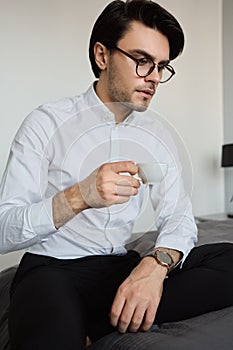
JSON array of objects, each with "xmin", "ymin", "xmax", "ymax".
[{"xmin": 107, "ymin": 61, "xmax": 149, "ymax": 113}]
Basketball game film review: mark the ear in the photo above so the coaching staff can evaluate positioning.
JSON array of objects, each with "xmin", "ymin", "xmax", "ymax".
[{"xmin": 94, "ymin": 42, "xmax": 109, "ymax": 72}]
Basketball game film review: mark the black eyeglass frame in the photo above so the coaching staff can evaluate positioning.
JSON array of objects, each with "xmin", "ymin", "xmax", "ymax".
[{"xmin": 110, "ymin": 46, "xmax": 176, "ymax": 83}]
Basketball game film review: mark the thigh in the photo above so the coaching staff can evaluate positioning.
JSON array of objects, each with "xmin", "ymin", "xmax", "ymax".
[
  {"xmin": 9, "ymin": 254, "xmax": 87, "ymax": 350},
  {"xmin": 82, "ymin": 251, "xmax": 142, "ymax": 342},
  {"xmin": 155, "ymin": 243, "xmax": 233, "ymax": 324},
  {"xmin": 182, "ymin": 242, "xmax": 233, "ymax": 271}
]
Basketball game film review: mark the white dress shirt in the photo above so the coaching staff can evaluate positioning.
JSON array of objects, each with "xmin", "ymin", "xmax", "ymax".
[{"xmin": 0, "ymin": 83, "xmax": 197, "ymax": 260}]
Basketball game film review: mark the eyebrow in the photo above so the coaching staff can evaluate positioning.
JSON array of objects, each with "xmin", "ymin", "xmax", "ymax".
[{"xmin": 129, "ymin": 49, "xmax": 170, "ymax": 65}]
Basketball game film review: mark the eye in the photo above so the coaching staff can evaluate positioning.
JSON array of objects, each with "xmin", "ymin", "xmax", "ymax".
[{"xmin": 138, "ymin": 57, "xmax": 151, "ymax": 66}]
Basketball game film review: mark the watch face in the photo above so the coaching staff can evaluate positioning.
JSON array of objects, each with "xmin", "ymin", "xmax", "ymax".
[{"xmin": 155, "ymin": 250, "xmax": 173, "ymax": 266}]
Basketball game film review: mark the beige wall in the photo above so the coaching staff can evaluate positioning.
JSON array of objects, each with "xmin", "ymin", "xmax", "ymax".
[{"xmin": 0, "ymin": 0, "xmax": 224, "ymax": 270}]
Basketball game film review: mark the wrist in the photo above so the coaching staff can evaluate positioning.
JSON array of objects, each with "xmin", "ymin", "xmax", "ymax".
[
  {"xmin": 141, "ymin": 256, "xmax": 168, "ymax": 278},
  {"xmin": 64, "ymin": 183, "xmax": 90, "ymax": 214},
  {"xmin": 145, "ymin": 249, "xmax": 175, "ymax": 272}
]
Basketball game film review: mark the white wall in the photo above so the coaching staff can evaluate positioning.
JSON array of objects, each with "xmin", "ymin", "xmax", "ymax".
[
  {"xmin": 154, "ymin": 0, "xmax": 224, "ymax": 216},
  {"xmin": 0, "ymin": 0, "xmax": 224, "ymax": 270},
  {"xmin": 223, "ymin": 0, "xmax": 233, "ymax": 215}
]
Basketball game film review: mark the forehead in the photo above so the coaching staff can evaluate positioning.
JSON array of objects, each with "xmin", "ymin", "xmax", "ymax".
[{"xmin": 118, "ymin": 21, "xmax": 170, "ymax": 60}]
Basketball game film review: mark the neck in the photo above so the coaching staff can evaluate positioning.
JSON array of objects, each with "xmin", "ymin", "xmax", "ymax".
[{"xmin": 95, "ymin": 80, "xmax": 132, "ymax": 124}]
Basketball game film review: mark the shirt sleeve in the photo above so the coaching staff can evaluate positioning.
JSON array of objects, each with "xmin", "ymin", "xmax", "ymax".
[
  {"xmin": 0, "ymin": 109, "xmax": 57, "ymax": 254},
  {"xmin": 149, "ymin": 126, "xmax": 198, "ymax": 263}
]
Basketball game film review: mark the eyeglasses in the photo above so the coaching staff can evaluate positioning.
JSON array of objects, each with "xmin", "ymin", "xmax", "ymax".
[{"xmin": 112, "ymin": 46, "xmax": 175, "ymax": 83}]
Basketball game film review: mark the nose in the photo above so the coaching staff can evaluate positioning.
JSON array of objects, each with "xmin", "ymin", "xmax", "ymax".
[{"xmin": 144, "ymin": 66, "xmax": 161, "ymax": 85}]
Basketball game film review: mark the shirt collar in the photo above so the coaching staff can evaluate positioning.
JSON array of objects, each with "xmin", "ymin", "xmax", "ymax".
[{"xmin": 83, "ymin": 82, "xmax": 135, "ymax": 125}]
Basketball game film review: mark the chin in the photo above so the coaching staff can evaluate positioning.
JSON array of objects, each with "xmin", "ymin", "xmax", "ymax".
[
  {"xmin": 133, "ymin": 103, "xmax": 149, "ymax": 112},
  {"xmin": 122, "ymin": 101, "xmax": 148, "ymax": 113}
]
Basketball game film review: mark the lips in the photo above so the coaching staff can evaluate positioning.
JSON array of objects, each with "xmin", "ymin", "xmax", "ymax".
[{"xmin": 136, "ymin": 89, "xmax": 155, "ymax": 97}]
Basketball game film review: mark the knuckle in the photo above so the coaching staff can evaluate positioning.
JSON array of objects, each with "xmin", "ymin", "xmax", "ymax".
[
  {"xmin": 98, "ymin": 173, "xmax": 108, "ymax": 183},
  {"xmin": 132, "ymin": 187, "xmax": 138, "ymax": 195},
  {"xmin": 96, "ymin": 184, "xmax": 105, "ymax": 196},
  {"xmin": 100, "ymin": 192, "xmax": 108, "ymax": 200},
  {"xmin": 131, "ymin": 289, "xmax": 142, "ymax": 300},
  {"xmin": 98, "ymin": 164, "xmax": 111, "ymax": 179},
  {"xmin": 120, "ymin": 316, "xmax": 129, "ymax": 326},
  {"xmin": 131, "ymin": 291, "xmax": 138, "ymax": 300},
  {"xmin": 111, "ymin": 309, "xmax": 119, "ymax": 319},
  {"xmin": 100, "ymin": 163, "xmax": 109, "ymax": 171},
  {"xmin": 124, "ymin": 162, "xmax": 131, "ymax": 172},
  {"xmin": 132, "ymin": 318, "xmax": 141, "ymax": 328},
  {"xmin": 118, "ymin": 284, "xmax": 127, "ymax": 295}
]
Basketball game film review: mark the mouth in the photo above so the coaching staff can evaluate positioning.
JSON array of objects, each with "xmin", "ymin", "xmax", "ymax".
[{"xmin": 136, "ymin": 89, "xmax": 155, "ymax": 99}]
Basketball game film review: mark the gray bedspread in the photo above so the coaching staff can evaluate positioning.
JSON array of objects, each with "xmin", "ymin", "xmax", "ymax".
[
  {"xmin": 196, "ymin": 218, "xmax": 233, "ymax": 246},
  {"xmin": 90, "ymin": 306, "xmax": 233, "ymax": 350}
]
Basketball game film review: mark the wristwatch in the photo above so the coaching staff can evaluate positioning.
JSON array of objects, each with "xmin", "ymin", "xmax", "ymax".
[{"xmin": 147, "ymin": 250, "xmax": 174, "ymax": 271}]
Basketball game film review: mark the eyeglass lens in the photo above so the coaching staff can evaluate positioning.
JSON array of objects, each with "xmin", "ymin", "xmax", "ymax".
[{"xmin": 137, "ymin": 60, "xmax": 173, "ymax": 83}]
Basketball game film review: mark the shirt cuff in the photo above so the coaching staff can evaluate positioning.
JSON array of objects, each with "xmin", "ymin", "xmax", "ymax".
[
  {"xmin": 154, "ymin": 235, "xmax": 195, "ymax": 266},
  {"xmin": 29, "ymin": 196, "xmax": 57, "ymax": 240}
]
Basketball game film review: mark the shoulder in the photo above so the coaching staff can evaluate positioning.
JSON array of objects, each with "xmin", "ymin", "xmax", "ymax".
[
  {"xmin": 10, "ymin": 93, "xmax": 86, "ymax": 156},
  {"xmin": 16, "ymin": 93, "xmax": 84, "ymax": 139}
]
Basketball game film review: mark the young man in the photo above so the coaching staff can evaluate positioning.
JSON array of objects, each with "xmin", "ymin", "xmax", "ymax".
[{"xmin": 0, "ymin": 1, "xmax": 233, "ymax": 349}]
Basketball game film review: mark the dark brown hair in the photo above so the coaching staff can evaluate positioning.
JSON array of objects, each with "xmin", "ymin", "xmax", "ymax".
[{"xmin": 89, "ymin": 0, "xmax": 185, "ymax": 77}]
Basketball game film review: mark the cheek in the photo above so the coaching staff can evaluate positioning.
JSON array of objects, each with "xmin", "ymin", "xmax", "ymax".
[
  {"xmin": 117, "ymin": 69, "xmax": 137, "ymax": 93},
  {"xmin": 121, "ymin": 64, "xmax": 137, "ymax": 84},
  {"xmin": 108, "ymin": 58, "xmax": 140, "ymax": 99},
  {"xmin": 112, "ymin": 59, "xmax": 136, "ymax": 86}
]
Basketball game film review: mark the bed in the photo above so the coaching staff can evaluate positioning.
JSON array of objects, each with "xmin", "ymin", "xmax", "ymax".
[{"xmin": 1, "ymin": 219, "xmax": 233, "ymax": 350}]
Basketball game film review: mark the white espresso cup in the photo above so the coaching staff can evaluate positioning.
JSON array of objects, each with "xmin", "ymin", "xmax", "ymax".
[{"xmin": 137, "ymin": 162, "xmax": 168, "ymax": 184}]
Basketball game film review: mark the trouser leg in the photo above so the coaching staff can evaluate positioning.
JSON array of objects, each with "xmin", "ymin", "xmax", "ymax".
[
  {"xmin": 155, "ymin": 243, "xmax": 233, "ymax": 324},
  {"xmin": 83, "ymin": 251, "xmax": 142, "ymax": 342},
  {"xmin": 8, "ymin": 251, "xmax": 141, "ymax": 348},
  {"xmin": 9, "ymin": 255, "xmax": 87, "ymax": 350},
  {"xmin": 10, "ymin": 243, "xmax": 233, "ymax": 347}
]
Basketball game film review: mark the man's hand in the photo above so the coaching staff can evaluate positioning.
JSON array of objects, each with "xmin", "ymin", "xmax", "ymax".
[
  {"xmin": 53, "ymin": 161, "xmax": 140, "ymax": 228},
  {"xmin": 78, "ymin": 161, "xmax": 140, "ymax": 208},
  {"xmin": 110, "ymin": 257, "xmax": 167, "ymax": 333}
]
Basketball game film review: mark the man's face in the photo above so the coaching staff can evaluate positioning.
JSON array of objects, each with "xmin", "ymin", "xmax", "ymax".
[{"xmin": 105, "ymin": 21, "xmax": 170, "ymax": 113}]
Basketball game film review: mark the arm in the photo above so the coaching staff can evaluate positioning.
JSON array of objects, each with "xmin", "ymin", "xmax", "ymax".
[{"xmin": 0, "ymin": 115, "xmax": 57, "ymax": 253}]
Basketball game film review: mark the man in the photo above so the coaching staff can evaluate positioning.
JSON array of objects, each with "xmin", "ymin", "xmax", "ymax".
[{"xmin": 0, "ymin": 1, "xmax": 233, "ymax": 349}]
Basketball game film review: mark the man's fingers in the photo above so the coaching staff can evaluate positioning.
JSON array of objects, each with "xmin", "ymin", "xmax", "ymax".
[
  {"xmin": 140, "ymin": 305, "xmax": 157, "ymax": 332},
  {"xmin": 115, "ymin": 185, "xmax": 138, "ymax": 197},
  {"xmin": 116, "ymin": 175, "xmax": 140, "ymax": 189},
  {"xmin": 109, "ymin": 161, "xmax": 138, "ymax": 175},
  {"xmin": 110, "ymin": 295, "xmax": 126, "ymax": 328},
  {"xmin": 128, "ymin": 305, "xmax": 146, "ymax": 333},
  {"xmin": 97, "ymin": 182, "xmax": 138, "ymax": 204},
  {"xmin": 116, "ymin": 300, "xmax": 136, "ymax": 334}
]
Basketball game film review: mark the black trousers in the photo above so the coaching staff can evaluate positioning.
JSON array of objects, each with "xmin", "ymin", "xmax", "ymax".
[{"xmin": 9, "ymin": 243, "xmax": 233, "ymax": 350}]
